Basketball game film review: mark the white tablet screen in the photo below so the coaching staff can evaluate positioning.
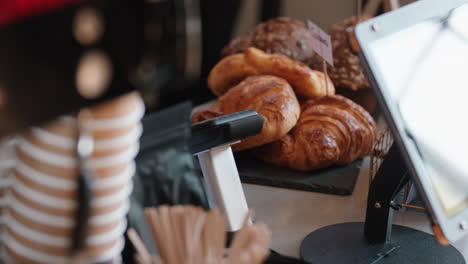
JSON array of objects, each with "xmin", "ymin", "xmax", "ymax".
[{"xmin": 369, "ymin": 8, "xmax": 468, "ymax": 217}]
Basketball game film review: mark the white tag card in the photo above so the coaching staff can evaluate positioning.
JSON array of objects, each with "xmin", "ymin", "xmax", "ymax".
[{"xmin": 307, "ymin": 20, "xmax": 334, "ymax": 67}]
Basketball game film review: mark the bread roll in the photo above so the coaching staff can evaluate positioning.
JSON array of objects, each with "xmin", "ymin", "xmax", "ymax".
[
  {"xmin": 208, "ymin": 47, "xmax": 335, "ymax": 99},
  {"xmin": 329, "ymin": 16, "xmax": 371, "ymax": 91},
  {"xmin": 193, "ymin": 75, "xmax": 300, "ymax": 152},
  {"xmin": 255, "ymin": 95, "xmax": 377, "ymax": 171},
  {"xmin": 222, "ymin": 17, "xmax": 316, "ymax": 64}
]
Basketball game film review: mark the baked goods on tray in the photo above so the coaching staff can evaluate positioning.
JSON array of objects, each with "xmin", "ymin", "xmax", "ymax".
[
  {"xmin": 208, "ymin": 47, "xmax": 334, "ymax": 99},
  {"xmin": 254, "ymin": 95, "xmax": 377, "ymax": 171},
  {"xmin": 221, "ymin": 17, "xmax": 316, "ymax": 65},
  {"xmin": 193, "ymin": 75, "xmax": 300, "ymax": 152},
  {"xmin": 329, "ymin": 16, "xmax": 371, "ymax": 92},
  {"xmin": 194, "ymin": 16, "xmax": 378, "ymax": 172},
  {"xmin": 328, "ymin": 16, "xmax": 377, "ymax": 113}
]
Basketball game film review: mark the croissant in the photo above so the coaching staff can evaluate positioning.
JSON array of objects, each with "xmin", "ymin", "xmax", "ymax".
[
  {"xmin": 254, "ymin": 95, "xmax": 377, "ymax": 171},
  {"xmin": 208, "ymin": 47, "xmax": 335, "ymax": 99},
  {"xmin": 192, "ymin": 75, "xmax": 300, "ymax": 152}
]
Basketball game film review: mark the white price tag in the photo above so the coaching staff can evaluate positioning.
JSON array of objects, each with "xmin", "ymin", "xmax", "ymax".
[{"xmin": 307, "ymin": 20, "xmax": 334, "ymax": 67}]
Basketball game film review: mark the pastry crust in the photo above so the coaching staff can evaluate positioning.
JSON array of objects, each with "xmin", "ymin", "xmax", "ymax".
[
  {"xmin": 255, "ymin": 95, "xmax": 377, "ymax": 171},
  {"xmin": 193, "ymin": 75, "xmax": 300, "ymax": 152},
  {"xmin": 329, "ymin": 16, "xmax": 371, "ymax": 91},
  {"xmin": 208, "ymin": 47, "xmax": 335, "ymax": 99},
  {"xmin": 207, "ymin": 53, "xmax": 259, "ymax": 96},
  {"xmin": 222, "ymin": 17, "xmax": 316, "ymax": 64}
]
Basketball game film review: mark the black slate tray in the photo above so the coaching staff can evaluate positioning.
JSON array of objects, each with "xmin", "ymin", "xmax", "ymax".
[{"xmin": 235, "ymin": 152, "xmax": 362, "ymax": 196}]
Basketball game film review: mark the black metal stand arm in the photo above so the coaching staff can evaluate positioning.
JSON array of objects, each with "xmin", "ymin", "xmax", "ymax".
[
  {"xmin": 300, "ymin": 143, "xmax": 465, "ymax": 264},
  {"xmin": 190, "ymin": 110, "xmax": 263, "ymax": 155},
  {"xmin": 364, "ymin": 144, "xmax": 409, "ymax": 243}
]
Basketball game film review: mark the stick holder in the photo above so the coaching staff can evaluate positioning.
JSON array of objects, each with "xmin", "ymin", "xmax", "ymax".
[{"xmin": 191, "ymin": 110, "xmax": 263, "ymax": 232}]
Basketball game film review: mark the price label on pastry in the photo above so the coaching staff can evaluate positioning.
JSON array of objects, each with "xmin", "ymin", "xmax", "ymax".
[{"xmin": 307, "ymin": 20, "xmax": 334, "ymax": 67}]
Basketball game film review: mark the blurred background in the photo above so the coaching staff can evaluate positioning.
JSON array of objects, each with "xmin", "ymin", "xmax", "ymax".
[
  {"xmin": 0, "ymin": 0, "xmax": 418, "ymax": 137},
  {"xmin": 235, "ymin": 0, "xmax": 416, "ymax": 35},
  {"xmin": 194, "ymin": 0, "xmax": 417, "ymax": 105}
]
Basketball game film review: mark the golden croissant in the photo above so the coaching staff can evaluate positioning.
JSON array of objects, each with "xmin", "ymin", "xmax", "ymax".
[
  {"xmin": 254, "ymin": 95, "xmax": 377, "ymax": 171},
  {"xmin": 208, "ymin": 47, "xmax": 335, "ymax": 99},
  {"xmin": 192, "ymin": 75, "xmax": 300, "ymax": 152}
]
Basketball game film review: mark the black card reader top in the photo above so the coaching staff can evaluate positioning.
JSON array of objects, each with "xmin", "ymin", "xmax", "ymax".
[{"xmin": 190, "ymin": 110, "xmax": 264, "ymax": 155}]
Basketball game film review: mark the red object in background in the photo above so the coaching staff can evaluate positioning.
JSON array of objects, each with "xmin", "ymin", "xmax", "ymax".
[{"xmin": 0, "ymin": 0, "xmax": 83, "ymax": 27}]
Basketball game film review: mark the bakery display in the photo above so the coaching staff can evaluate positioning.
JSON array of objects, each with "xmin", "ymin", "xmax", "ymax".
[
  {"xmin": 328, "ymin": 16, "xmax": 377, "ymax": 113},
  {"xmin": 221, "ymin": 17, "xmax": 316, "ymax": 65},
  {"xmin": 329, "ymin": 16, "xmax": 370, "ymax": 92},
  {"xmin": 193, "ymin": 75, "xmax": 300, "ymax": 152},
  {"xmin": 195, "ymin": 16, "xmax": 378, "ymax": 172},
  {"xmin": 254, "ymin": 95, "xmax": 377, "ymax": 171},
  {"xmin": 208, "ymin": 47, "xmax": 335, "ymax": 98}
]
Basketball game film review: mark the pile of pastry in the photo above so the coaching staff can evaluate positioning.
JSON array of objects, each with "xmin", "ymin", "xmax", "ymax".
[{"xmin": 192, "ymin": 17, "xmax": 377, "ymax": 171}]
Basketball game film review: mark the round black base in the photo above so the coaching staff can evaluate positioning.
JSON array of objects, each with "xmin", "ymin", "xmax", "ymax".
[{"xmin": 300, "ymin": 222, "xmax": 465, "ymax": 264}]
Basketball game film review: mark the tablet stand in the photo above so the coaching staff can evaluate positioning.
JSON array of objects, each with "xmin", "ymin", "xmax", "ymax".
[{"xmin": 300, "ymin": 144, "xmax": 465, "ymax": 264}]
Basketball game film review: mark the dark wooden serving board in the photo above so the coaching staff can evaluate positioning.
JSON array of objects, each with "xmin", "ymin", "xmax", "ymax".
[{"xmin": 235, "ymin": 152, "xmax": 362, "ymax": 196}]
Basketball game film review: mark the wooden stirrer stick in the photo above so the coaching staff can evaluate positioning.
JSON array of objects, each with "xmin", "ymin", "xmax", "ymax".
[
  {"xmin": 127, "ymin": 228, "xmax": 153, "ymax": 264},
  {"xmin": 145, "ymin": 208, "xmax": 168, "ymax": 262},
  {"xmin": 144, "ymin": 208, "xmax": 159, "ymax": 245},
  {"xmin": 249, "ymin": 223, "xmax": 271, "ymax": 264},
  {"xmin": 146, "ymin": 208, "xmax": 170, "ymax": 263},
  {"xmin": 184, "ymin": 207, "xmax": 196, "ymax": 264},
  {"xmin": 192, "ymin": 208, "xmax": 206, "ymax": 264},
  {"xmin": 170, "ymin": 206, "xmax": 186, "ymax": 263},
  {"xmin": 202, "ymin": 208, "xmax": 217, "ymax": 263},
  {"xmin": 159, "ymin": 206, "xmax": 179, "ymax": 264},
  {"xmin": 216, "ymin": 210, "xmax": 228, "ymax": 261},
  {"xmin": 227, "ymin": 211, "xmax": 254, "ymax": 264},
  {"xmin": 146, "ymin": 206, "xmax": 173, "ymax": 264}
]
